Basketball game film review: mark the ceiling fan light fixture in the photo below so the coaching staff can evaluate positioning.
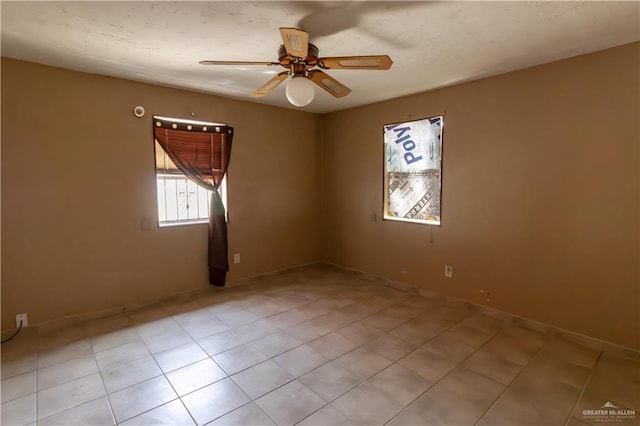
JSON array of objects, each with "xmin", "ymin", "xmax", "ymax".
[
  {"xmin": 201, "ymin": 28, "xmax": 392, "ymax": 104},
  {"xmin": 285, "ymin": 75, "xmax": 315, "ymax": 107}
]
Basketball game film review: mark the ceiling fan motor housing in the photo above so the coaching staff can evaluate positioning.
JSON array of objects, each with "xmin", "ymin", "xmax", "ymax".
[
  {"xmin": 200, "ymin": 28, "xmax": 391, "ymax": 103},
  {"xmin": 278, "ymin": 43, "xmax": 320, "ymax": 72}
]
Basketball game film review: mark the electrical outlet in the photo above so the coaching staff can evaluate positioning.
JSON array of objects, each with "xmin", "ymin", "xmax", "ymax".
[
  {"xmin": 233, "ymin": 253, "xmax": 240, "ymax": 264},
  {"xmin": 16, "ymin": 313, "xmax": 28, "ymax": 328},
  {"xmin": 444, "ymin": 265, "xmax": 453, "ymax": 278}
]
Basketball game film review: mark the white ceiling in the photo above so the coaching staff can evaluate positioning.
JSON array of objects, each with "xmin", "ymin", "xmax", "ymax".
[{"xmin": 1, "ymin": 1, "xmax": 638, "ymax": 114}]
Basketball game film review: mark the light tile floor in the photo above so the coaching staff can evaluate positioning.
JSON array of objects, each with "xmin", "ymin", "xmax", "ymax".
[{"xmin": 1, "ymin": 264, "xmax": 638, "ymax": 425}]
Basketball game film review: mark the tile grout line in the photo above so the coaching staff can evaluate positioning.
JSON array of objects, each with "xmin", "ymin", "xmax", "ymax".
[
  {"xmin": 295, "ymin": 293, "xmax": 516, "ymax": 424},
  {"xmin": 9, "ymin": 269, "xmax": 614, "ymax": 426},
  {"xmin": 103, "ymin": 293, "xmax": 310, "ymax": 424},
  {"xmin": 203, "ymin": 293, "xmax": 417, "ymax": 425},
  {"xmin": 34, "ymin": 347, "xmax": 108, "ymax": 424},
  {"xmin": 124, "ymin": 305, "xmax": 230, "ymax": 424},
  {"xmin": 25, "ymin": 283, "xmax": 437, "ymax": 424},
  {"xmin": 101, "ymin": 374, "xmax": 116, "ymax": 426},
  {"xmin": 473, "ymin": 334, "xmax": 550, "ymax": 426},
  {"xmin": 35, "ymin": 350, "xmax": 39, "ymax": 424},
  {"xmin": 228, "ymin": 297, "xmax": 406, "ymax": 425},
  {"xmin": 382, "ymin": 316, "xmax": 505, "ymax": 426},
  {"xmin": 36, "ymin": 352, "xmax": 113, "ymax": 421},
  {"xmin": 562, "ymin": 349, "xmax": 603, "ymax": 426},
  {"xmin": 30, "ymin": 337, "xmax": 104, "ymax": 423},
  {"xmin": 36, "ymin": 395, "xmax": 108, "ymax": 424},
  {"xmin": 296, "ymin": 303, "xmax": 477, "ymax": 424},
  {"xmin": 208, "ymin": 290, "xmax": 386, "ymax": 425},
  {"xmin": 173, "ymin": 287, "xmax": 416, "ymax": 425},
  {"xmin": 111, "ymin": 287, "xmax": 383, "ymax": 425},
  {"xmin": 100, "ymin": 310, "xmax": 167, "ymax": 425}
]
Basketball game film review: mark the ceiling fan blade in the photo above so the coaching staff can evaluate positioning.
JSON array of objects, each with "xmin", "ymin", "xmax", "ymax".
[
  {"xmin": 251, "ymin": 72, "xmax": 289, "ymax": 98},
  {"xmin": 279, "ymin": 27, "xmax": 309, "ymax": 58},
  {"xmin": 308, "ymin": 70, "xmax": 351, "ymax": 98},
  {"xmin": 200, "ymin": 60, "xmax": 279, "ymax": 66},
  {"xmin": 317, "ymin": 55, "xmax": 393, "ymax": 70}
]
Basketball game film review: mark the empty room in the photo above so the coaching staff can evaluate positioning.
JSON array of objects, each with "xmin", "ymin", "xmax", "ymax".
[{"xmin": 1, "ymin": 2, "xmax": 638, "ymax": 425}]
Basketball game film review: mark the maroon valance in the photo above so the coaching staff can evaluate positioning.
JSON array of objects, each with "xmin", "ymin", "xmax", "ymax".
[{"xmin": 153, "ymin": 117, "xmax": 233, "ymax": 286}]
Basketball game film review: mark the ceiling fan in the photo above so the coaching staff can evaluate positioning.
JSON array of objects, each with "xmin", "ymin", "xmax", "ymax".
[{"xmin": 200, "ymin": 27, "xmax": 393, "ymax": 107}]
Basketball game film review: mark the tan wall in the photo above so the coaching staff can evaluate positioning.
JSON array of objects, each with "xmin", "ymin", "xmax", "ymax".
[
  {"xmin": 320, "ymin": 42, "xmax": 640, "ymax": 349},
  {"xmin": 1, "ymin": 58, "xmax": 321, "ymax": 330},
  {"xmin": 2, "ymin": 43, "xmax": 639, "ymax": 349}
]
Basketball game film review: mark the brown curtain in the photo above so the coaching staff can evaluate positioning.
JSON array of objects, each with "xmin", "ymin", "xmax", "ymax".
[{"xmin": 153, "ymin": 117, "xmax": 233, "ymax": 286}]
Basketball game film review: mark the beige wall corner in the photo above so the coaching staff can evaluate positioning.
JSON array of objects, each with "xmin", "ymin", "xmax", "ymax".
[
  {"xmin": 320, "ymin": 42, "xmax": 640, "ymax": 350},
  {"xmin": 1, "ymin": 58, "xmax": 321, "ymax": 330}
]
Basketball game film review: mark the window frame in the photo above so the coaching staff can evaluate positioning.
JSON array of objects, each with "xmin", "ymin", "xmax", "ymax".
[
  {"xmin": 155, "ymin": 172, "xmax": 228, "ymax": 228},
  {"xmin": 153, "ymin": 116, "xmax": 229, "ymax": 228},
  {"xmin": 382, "ymin": 116, "xmax": 444, "ymax": 226}
]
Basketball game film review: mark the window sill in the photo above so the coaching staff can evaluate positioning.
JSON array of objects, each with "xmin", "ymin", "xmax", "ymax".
[{"xmin": 158, "ymin": 220, "xmax": 208, "ymax": 228}]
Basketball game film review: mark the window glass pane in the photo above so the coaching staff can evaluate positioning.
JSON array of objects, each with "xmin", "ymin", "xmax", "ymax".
[
  {"xmin": 156, "ymin": 175, "xmax": 228, "ymax": 225},
  {"xmin": 186, "ymin": 179, "xmax": 199, "ymax": 220},
  {"xmin": 157, "ymin": 178, "xmax": 167, "ymax": 223},
  {"xmin": 176, "ymin": 178, "xmax": 188, "ymax": 221},
  {"xmin": 164, "ymin": 178, "xmax": 179, "ymax": 222},
  {"xmin": 383, "ymin": 116, "xmax": 443, "ymax": 225},
  {"xmin": 197, "ymin": 185, "xmax": 210, "ymax": 218}
]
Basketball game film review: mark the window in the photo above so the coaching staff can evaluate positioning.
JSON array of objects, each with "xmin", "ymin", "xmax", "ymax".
[
  {"xmin": 154, "ymin": 119, "xmax": 228, "ymax": 227},
  {"xmin": 153, "ymin": 115, "xmax": 234, "ymax": 284},
  {"xmin": 383, "ymin": 116, "xmax": 443, "ymax": 225}
]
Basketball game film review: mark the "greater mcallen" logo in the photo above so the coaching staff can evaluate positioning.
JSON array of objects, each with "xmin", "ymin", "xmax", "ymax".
[{"xmin": 582, "ymin": 401, "xmax": 636, "ymax": 423}]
